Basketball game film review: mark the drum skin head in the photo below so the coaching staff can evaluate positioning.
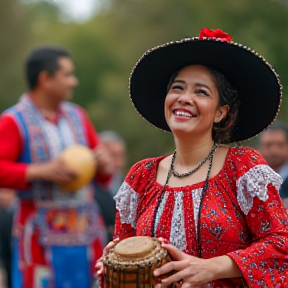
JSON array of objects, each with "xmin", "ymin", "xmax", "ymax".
[{"xmin": 114, "ymin": 236, "xmax": 155, "ymax": 259}]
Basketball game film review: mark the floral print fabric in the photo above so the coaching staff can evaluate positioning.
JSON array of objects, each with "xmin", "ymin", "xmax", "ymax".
[{"xmin": 114, "ymin": 147, "xmax": 288, "ymax": 287}]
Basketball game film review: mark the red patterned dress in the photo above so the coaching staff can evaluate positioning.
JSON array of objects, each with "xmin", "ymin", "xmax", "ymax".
[{"xmin": 114, "ymin": 147, "xmax": 288, "ymax": 287}]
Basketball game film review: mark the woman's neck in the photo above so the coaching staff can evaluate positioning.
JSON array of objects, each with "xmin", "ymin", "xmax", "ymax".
[{"xmin": 174, "ymin": 135, "xmax": 215, "ymax": 168}]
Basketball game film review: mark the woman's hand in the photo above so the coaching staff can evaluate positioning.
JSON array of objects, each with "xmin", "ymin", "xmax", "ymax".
[
  {"xmin": 154, "ymin": 242, "xmax": 242, "ymax": 288},
  {"xmin": 95, "ymin": 238, "xmax": 120, "ymax": 277},
  {"xmin": 154, "ymin": 242, "xmax": 214, "ymax": 288}
]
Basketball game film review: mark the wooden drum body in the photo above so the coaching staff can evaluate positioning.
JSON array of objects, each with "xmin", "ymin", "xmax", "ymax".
[{"xmin": 103, "ymin": 236, "xmax": 172, "ymax": 288}]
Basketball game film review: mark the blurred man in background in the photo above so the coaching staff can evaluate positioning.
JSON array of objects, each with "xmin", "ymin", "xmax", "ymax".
[
  {"xmin": 0, "ymin": 46, "xmax": 114, "ymax": 288},
  {"xmin": 258, "ymin": 121, "xmax": 288, "ymax": 207},
  {"xmin": 94, "ymin": 131, "xmax": 126, "ymax": 241}
]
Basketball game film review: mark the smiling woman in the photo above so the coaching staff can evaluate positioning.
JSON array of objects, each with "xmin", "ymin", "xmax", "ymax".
[{"xmin": 96, "ymin": 28, "xmax": 288, "ymax": 288}]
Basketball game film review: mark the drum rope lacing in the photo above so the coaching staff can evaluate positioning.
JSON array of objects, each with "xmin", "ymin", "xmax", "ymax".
[{"xmin": 151, "ymin": 142, "xmax": 218, "ymax": 258}]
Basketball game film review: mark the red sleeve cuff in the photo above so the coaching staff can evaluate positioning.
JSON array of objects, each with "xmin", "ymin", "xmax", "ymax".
[{"xmin": 0, "ymin": 161, "xmax": 30, "ymax": 190}]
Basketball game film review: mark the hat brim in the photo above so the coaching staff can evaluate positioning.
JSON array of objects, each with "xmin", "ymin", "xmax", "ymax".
[{"xmin": 129, "ymin": 38, "xmax": 282, "ymax": 143}]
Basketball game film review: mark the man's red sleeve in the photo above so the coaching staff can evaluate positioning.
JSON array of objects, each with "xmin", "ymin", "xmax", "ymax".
[{"xmin": 0, "ymin": 114, "xmax": 30, "ymax": 189}]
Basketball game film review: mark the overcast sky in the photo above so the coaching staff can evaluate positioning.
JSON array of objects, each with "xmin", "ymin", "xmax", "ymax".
[
  {"xmin": 56, "ymin": 0, "xmax": 99, "ymax": 22},
  {"xmin": 24, "ymin": 0, "xmax": 99, "ymax": 22}
]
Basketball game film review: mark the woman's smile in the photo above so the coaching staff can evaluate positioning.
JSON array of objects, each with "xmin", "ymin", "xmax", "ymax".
[{"xmin": 172, "ymin": 108, "xmax": 197, "ymax": 122}]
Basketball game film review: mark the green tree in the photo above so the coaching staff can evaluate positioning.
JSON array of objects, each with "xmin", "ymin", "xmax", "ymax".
[
  {"xmin": 5, "ymin": 0, "xmax": 288, "ymax": 168},
  {"xmin": 0, "ymin": 0, "xmax": 32, "ymax": 111}
]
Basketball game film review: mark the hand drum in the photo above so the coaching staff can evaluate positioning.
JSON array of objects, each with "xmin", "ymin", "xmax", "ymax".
[
  {"xmin": 103, "ymin": 236, "xmax": 172, "ymax": 288},
  {"xmin": 58, "ymin": 145, "xmax": 97, "ymax": 192}
]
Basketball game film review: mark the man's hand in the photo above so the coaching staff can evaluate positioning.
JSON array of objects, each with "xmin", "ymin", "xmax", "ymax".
[
  {"xmin": 94, "ymin": 143, "xmax": 115, "ymax": 176},
  {"xmin": 26, "ymin": 159, "xmax": 78, "ymax": 183}
]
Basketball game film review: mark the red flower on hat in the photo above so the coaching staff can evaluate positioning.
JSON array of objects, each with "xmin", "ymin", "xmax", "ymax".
[{"xmin": 199, "ymin": 28, "xmax": 232, "ymax": 42}]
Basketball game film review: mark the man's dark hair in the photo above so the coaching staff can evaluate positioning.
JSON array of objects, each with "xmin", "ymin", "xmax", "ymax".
[{"xmin": 25, "ymin": 46, "xmax": 70, "ymax": 90}]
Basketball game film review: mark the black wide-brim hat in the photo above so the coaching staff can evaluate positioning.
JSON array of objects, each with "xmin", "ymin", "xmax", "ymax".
[{"xmin": 129, "ymin": 28, "xmax": 282, "ymax": 143}]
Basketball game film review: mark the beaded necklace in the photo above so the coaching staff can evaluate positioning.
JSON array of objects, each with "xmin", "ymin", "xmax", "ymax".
[
  {"xmin": 151, "ymin": 144, "xmax": 217, "ymax": 257},
  {"xmin": 171, "ymin": 143, "xmax": 218, "ymax": 178}
]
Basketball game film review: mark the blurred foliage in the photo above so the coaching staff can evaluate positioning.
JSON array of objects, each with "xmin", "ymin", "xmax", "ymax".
[
  {"xmin": 0, "ymin": 0, "xmax": 32, "ymax": 109},
  {"xmin": 1, "ymin": 0, "xmax": 288, "ymax": 170}
]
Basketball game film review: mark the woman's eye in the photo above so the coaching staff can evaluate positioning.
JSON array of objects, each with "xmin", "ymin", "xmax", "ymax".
[
  {"xmin": 171, "ymin": 85, "xmax": 183, "ymax": 90},
  {"xmin": 195, "ymin": 89, "xmax": 209, "ymax": 96}
]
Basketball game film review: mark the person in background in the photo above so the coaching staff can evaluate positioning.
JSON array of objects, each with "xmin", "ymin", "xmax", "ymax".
[
  {"xmin": 94, "ymin": 131, "xmax": 127, "ymax": 242},
  {"xmin": 0, "ymin": 46, "xmax": 114, "ymax": 288},
  {"xmin": 0, "ymin": 189, "xmax": 18, "ymax": 288},
  {"xmin": 258, "ymin": 121, "xmax": 288, "ymax": 206},
  {"xmin": 99, "ymin": 131, "xmax": 126, "ymax": 197}
]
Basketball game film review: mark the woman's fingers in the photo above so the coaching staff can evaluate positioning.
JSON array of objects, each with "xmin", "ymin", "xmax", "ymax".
[
  {"xmin": 154, "ymin": 260, "xmax": 189, "ymax": 277},
  {"xmin": 160, "ymin": 243, "xmax": 186, "ymax": 261},
  {"xmin": 158, "ymin": 237, "xmax": 170, "ymax": 244},
  {"xmin": 95, "ymin": 238, "xmax": 120, "ymax": 278},
  {"xmin": 182, "ymin": 283, "xmax": 212, "ymax": 288},
  {"xmin": 159, "ymin": 268, "xmax": 196, "ymax": 287},
  {"xmin": 112, "ymin": 237, "xmax": 120, "ymax": 243},
  {"xmin": 95, "ymin": 261, "xmax": 103, "ymax": 269},
  {"xmin": 103, "ymin": 237, "xmax": 120, "ymax": 254},
  {"xmin": 95, "ymin": 262, "xmax": 103, "ymax": 276}
]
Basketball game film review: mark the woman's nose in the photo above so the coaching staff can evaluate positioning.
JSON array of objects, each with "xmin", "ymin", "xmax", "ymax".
[{"xmin": 177, "ymin": 93, "xmax": 193, "ymax": 105}]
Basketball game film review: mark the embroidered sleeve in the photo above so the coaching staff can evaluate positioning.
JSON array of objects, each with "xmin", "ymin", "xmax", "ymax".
[
  {"xmin": 227, "ymin": 184, "xmax": 288, "ymax": 287},
  {"xmin": 113, "ymin": 158, "xmax": 156, "ymax": 239},
  {"xmin": 236, "ymin": 164, "xmax": 282, "ymax": 215},
  {"xmin": 114, "ymin": 182, "xmax": 139, "ymax": 228},
  {"xmin": 226, "ymin": 153, "xmax": 288, "ymax": 287}
]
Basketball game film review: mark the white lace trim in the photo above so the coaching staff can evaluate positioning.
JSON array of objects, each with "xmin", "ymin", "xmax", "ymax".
[
  {"xmin": 170, "ymin": 191, "xmax": 187, "ymax": 251},
  {"xmin": 114, "ymin": 182, "xmax": 139, "ymax": 228},
  {"xmin": 236, "ymin": 164, "xmax": 282, "ymax": 215},
  {"xmin": 191, "ymin": 188, "xmax": 203, "ymax": 234}
]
